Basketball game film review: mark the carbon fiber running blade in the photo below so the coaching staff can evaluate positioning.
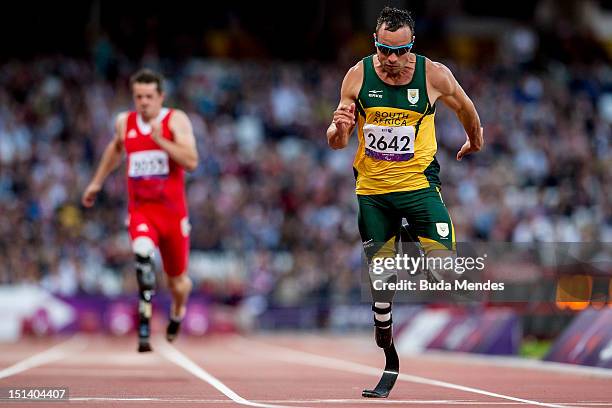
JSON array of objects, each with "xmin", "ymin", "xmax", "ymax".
[{"xmin": 362, "ymin": 343, "xmax": 399, "ymax": 398}]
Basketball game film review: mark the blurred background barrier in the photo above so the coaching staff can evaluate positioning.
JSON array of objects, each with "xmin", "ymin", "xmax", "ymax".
[
  {"xmin": 545, "ymin": 307, "xmax": 612, "ymax": 368},
  {"xmin": 394, "ymin": 308, "xmax": 521, "ymax": 356}
]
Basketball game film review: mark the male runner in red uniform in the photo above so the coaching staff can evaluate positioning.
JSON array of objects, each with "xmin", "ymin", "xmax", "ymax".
[{"xmin": 82, "ymin": 69, "xmax": 198, "ymax": 352}]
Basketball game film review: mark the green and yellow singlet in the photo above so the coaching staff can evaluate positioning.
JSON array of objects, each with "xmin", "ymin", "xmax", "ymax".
[{"xmin": 354, "ymin": 54, "xmax": 439, "ymax": 195}]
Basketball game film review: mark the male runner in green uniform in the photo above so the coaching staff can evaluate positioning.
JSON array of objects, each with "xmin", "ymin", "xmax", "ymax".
[{"xmin": 327, "ymin": 6, "xmax": 483, "ymax": 397}]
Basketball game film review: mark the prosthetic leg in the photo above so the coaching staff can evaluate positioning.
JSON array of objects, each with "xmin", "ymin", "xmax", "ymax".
[
  {"xmin": 363, "ymin": 240, "xmax": 400, "ymax": 398},
  {"xmin": 362, "ymin": 302, "xmax": 399, "ymax": 398},
  {"xmin": 136, "ymin": 254, "xmax": 156, "ymax": 352}
]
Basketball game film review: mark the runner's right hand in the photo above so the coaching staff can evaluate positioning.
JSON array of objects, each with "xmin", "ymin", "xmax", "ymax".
[
  {"xmin": 82, "ymin": 183, "xmax": 102, "ymax": 208},
  {"xmin": 333, "ymin": 103, "xmax": 356, "ymax": 135}
]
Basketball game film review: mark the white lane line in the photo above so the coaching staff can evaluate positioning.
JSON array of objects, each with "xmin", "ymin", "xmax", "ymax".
[
  {"xmin": 55, "ymin": 397, "xmax": 612, "ymax": 406},
  {"xmin": 59, "ymin": 397, "xmax": 477, "ymax": 404},
  {"xmin": 0, "ymin": 336, "xmax": 87, "ymax": 379},
  {"xmin": 155, "ymin": 341, "xmax": 304, "ymax": 408},
  {"xmin": 237, "ymin": 337, "xmax": 579, "ymax": 408}
]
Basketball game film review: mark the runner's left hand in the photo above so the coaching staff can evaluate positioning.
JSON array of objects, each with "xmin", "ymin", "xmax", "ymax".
[{"xmin": 456, "ymin": 127, "xmax": 483, "ymax": 161}]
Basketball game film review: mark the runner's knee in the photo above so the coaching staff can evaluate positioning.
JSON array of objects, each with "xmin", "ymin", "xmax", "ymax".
[
  {"xmin": 132, "ymin": 236, "xmax": 155, "ymax": 258},
  {"xmin": 168, "ymin": 274, "xmax": 192, "ymax": 294}
]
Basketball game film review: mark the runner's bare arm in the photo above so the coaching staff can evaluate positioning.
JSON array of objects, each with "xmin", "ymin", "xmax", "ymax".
[
  {"xmin": 427, "ymin": 60, "xmax": 483, "ymax": 160},
  {"xmin": 327, "ymin": 62, "xmax": 363, "ymax": 150},
  {"xmin": 82, "ymin": 113, "xmax": 127, "ymax": 207},
  {"xmin": 152, "ymin": 110, "xmax": 198, "ymax": 172}
]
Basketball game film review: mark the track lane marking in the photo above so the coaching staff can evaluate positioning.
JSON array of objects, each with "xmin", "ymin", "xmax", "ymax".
[
  {"xmin": 0, "ymin": 336, "xmax": 87, "ymax": 379},
  {"xmin": 237, "ymin": 337, "xmax": 580, "ymax": 408},
  {"xmin": 41, "ymin": 397, "xmax": 612, "ymax": 406},
  {"xmin": 155, "ymin": 340, "xmax": 305, "ymax": 408}
]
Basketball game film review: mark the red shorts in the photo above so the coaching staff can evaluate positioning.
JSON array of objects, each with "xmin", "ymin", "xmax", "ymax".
[{"xmin": 127, "ymin": 203, "xmax": 190, "ymax": 277}]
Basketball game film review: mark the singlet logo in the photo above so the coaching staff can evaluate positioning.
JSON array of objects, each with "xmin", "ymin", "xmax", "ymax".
[
  {"xmin": 407, "ymin": 89, "xmax": 419, "ymax": 105},
  {"xmin": 180, "ymin": 217, "xmax": 191, "ymax": 238},
  {"xmin": 136, "ymin": 223, "xmax": 149, "ymax": 232},
  {"xmin": 436, "ymin": 223, "xmax": 449, "ymax": 238},
  {"xmin": 127, "ymin": 129, "xmax": 138, "ymax": 139},
  {"xmin": 368, "ymin": 90, "xmax": 383, "ymax": 99}
]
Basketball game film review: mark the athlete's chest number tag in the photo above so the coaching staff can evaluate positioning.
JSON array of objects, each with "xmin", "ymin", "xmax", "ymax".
[
  {"xmin": 363, "ymin": 124, "xmax": 415, "ymax": 162},
  {"xmin": 128, "ymin": 150, "xmax": 170, "ymax": 178}
]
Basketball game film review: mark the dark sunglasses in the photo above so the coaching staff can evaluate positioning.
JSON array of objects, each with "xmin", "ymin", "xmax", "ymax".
[{"xmin": 374, "ymin": 40, "xmax": 414, "ymax": 56}]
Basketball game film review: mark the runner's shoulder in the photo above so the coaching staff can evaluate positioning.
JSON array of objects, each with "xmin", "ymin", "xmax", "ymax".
[
  {"xmin": 115, "ymin": 112, "xmax": 129, "ymax": 127},
  {"xmin": 343, "ymin": 60, "xmax": 365, "ymax": 97},
  {"xmin": 424, "ymin": 58, "xmax": 455, "ymax": 94},
  {"xmin": 168, "ymin": 108, "xmax": 189, "ymax": 122},
  {"xmin": 114, "ymin": 112, "xmax": 129, "ymax": 142},
  {"xmin": 345, "ymin": 60, "xmax": 364, "ymax": 81}
]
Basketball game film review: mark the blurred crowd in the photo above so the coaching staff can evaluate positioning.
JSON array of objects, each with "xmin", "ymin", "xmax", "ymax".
[{"xmin": 0, "ymin": 37, "xmax": 610, "ymax": 305}]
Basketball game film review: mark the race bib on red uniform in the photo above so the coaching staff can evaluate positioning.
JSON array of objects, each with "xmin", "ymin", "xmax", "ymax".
[
  {"xmin": 363, "ymin": 124, "xmax": 415, "ymax": 162},
  {"xmin": 128, "ymin": 150, "xmax": 169, "ymax": 178}
]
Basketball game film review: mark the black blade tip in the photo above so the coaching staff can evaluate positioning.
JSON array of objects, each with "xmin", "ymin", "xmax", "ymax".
[{"xmin": 362, "ymin": 389, "xmax": 390, "ymax": 398}]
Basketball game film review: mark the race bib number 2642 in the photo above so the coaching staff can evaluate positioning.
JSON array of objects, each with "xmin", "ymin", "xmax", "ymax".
[{"xmin": 363, "ymin": 124, "xmax": 415, "ymax": 162}]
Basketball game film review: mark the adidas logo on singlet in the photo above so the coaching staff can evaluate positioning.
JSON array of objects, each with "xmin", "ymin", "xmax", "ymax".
[
  {"xmin": 368, "ymin": 90, "xmax": 383, "ymax": 99},
  {"xmin": 127, "ymin": 129, "xmax": 138, "ymax": 139}
]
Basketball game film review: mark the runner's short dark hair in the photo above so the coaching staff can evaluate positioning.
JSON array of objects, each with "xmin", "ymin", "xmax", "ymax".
[
  {"xmin": 130, "ymin": 68, "xmax": 164, "ymax": 93},
  {"xmin": 376, "ymin": 6, "xmax": 415, "ymax": 35}
]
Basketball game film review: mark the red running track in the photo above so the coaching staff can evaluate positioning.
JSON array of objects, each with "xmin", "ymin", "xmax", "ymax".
[{"xmin": 0, "ymin": 334, "xmax": 610, "ymax": 408}]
